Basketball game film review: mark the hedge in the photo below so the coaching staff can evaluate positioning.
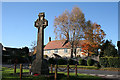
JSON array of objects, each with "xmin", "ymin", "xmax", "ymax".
[
  {"xmin": 68, "ymin": 59, "xmax": 78, "ymax": 65},
  {"xmin": 87, "ymin": 58, "xmax": 94, "ymax": 66},
  {"xmin": 99, "ymin": 57, "xmax": 120, "ymax": 68},
  {"xmin": 57, "ymin": 59, "xmax": 67, "ymax": 65},
  {"xmin": 79, "ymin": 58, "xmax": 84, "ymax": 65}
]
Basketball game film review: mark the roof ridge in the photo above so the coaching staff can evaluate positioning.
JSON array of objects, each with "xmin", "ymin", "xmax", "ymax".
[{"xmin": 50, "ymin": 40, "xmax": 66, "ymax": 42}]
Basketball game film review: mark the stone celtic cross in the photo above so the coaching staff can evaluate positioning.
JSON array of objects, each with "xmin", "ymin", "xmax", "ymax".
[
  {"xmin": 31, "ymin": 12, "xmax": 49, "ymax": 75},
  {"xmin": 35, "ymin": 12, "xmax": 48, "ymax": 60}
]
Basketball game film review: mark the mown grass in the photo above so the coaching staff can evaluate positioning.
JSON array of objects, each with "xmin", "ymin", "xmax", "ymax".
[
  {"xmin": 58, "ymin": 65, "xmax": 120, "ymax": 71},
  {"xmin": 1, "ymin": 67, "xmax": 110, "ymax": 80},
  {"xmin": 58, "ymin": 65, "xmax": 98, "ymax": 69},
  {"xmin": 100, "ymin": 67, "xmax": 120, "ymax": 71}
]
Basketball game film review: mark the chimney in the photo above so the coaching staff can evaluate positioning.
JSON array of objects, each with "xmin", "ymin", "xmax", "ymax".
[{"xmin": 49, "ymin": 37, "xmax": 51, "ymax": 42}]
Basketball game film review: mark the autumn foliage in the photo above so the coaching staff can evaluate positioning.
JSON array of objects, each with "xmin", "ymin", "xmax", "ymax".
[
  {"xmin": 54, "ymin": 7, "xmax": 106, "ymax": 57},
  {"xmin": 81, "ymin": 41, "xmax": 99, "ymax": 56},
  {"xmin": 81, "ymin": 23, "xmax": 106, "ymax": 56}
]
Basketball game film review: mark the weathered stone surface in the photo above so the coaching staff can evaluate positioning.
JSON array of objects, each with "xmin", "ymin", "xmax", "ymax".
[
  {"xmin": 31, "ymin": 12, "xmax": 49, "ymax": 75},
  {"xmin": 31, "ymin": 59, "xmax": 49, "ymax": 75}
]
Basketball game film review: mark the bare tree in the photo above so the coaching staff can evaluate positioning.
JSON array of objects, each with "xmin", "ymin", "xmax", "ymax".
[
  {"xmin": 30, "ymin": 41, "xmax": 37, "ymax": 53},
  {"xmin": 54, "ymin": 7, "xmax": 85, "ymax": 58}
]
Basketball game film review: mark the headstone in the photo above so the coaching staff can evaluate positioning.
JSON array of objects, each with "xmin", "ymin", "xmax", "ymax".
[
  {"xmin": 117, "ymin": 41, "xmax": 120, "ymax": 55},
  {"xmin": 31, "ymin": 12, "xmax": 49, "ymax": 75}
]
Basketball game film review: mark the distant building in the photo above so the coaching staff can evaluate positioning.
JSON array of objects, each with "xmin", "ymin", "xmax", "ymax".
[
  {"xmin": 33, "ymin": 38, "xmax": 88, "ymax": 58},
  {"xmin": 2, "ymin": 45, "xmax": 29, "ymax": 64},
  {"xmin": 44, "ymin": 40, "xmax": 88, "ymax": 58}
]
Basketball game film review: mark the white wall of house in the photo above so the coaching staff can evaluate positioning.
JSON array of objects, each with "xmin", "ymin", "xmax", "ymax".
[{"xmin": 44, "ymin": 47, "xmax": 88, "ymax": 58}]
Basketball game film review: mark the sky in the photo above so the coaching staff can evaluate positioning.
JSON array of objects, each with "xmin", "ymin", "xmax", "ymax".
[{"xmin": 2, "ymin": 2, "xmax": 118, "ymax": 49}]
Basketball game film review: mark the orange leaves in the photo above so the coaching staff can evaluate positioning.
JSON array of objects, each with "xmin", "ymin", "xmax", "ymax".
[
  {"xmin": 82, "ymin": 53, "xmax": 87, "ymax": 56},
  {"xmin": 81, "ymin": 40, "xmax": 99, "ymax": 56}
]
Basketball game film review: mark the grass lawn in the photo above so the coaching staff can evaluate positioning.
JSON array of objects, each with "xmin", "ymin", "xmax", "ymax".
[
  {"xmin": 1, "ymin": 67, "xmax": 110, "ymax": 80},
  {"xmin": 58, "ymin": 65, "xmax": 99, "ymax": 69},
  {"xmin": 58, "ymin": 65, "xmax": 120, "ymax": 71}
]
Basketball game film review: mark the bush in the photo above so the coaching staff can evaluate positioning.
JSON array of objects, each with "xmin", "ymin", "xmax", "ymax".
[
  {"xmin": 87, "ymin": 58, "xmax": 94, "ymax": 66},
  {"xmin": 99, "ymin": 57, "xmax": 108, "ymax": 67},
  {"xmin": 44, "ymin": 55, "xmax": 48, "ymax": 58},
  {"xmin": 77, "ymin": 55, "xmax": 80, "ymax": 58},
  {"xmin": 57, "ymin": 59, "xmax": 67, "ymax": 65},
  {"xmin": 79, "ymin": 58, "xmax": 85, "ymax": 65},
  {"xmin": 99, "ymin": 57, "xmax": 120, "ymax": 68},
  {"xmin": 108, "ymin": 57, "xmax": 120, "ymax": 68},
  {"xmin": 48, "ymin": 58, "xmax": 56, "ymax": 65},
  {"xmin": 68, "ymin": 59, "xmax": 78, "ymax": 65},
  {"xmin": 93, "ymin": 62, "xmax": 101, "ymax": 68}
]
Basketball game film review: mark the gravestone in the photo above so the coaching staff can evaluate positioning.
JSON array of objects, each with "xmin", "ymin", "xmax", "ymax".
[
  {"xmin": 31, "ymin": 12, "xmax": 49, "ymax": 75},
  {"xmin": 117, "ymin": 41, "xmax": 120, "ymax": 55}
]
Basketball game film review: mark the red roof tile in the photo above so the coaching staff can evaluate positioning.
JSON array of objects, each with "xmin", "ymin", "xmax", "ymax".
[{"xmin": 44, "ymin": 40, "xmax": 85, "ymax": 50}]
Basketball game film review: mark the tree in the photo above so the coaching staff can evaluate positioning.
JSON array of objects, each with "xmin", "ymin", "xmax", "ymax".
[
  {"xmin": 101, "ymin": 40, "xmax": 117, "ymax": 57},
  {"xmin": 30, "ymin": 41, "xmax": 36, "ymax": 52},
  {"xmin": 54, "ymin": 7, "xmax": 85, "ymax": 58},
  {"xmin": 22, "ymin": 47, "xmax": 31, "ymax": 63},
  {"xmin": 82, "ymin": 20, "xmax": 106, "ymax": 55}
]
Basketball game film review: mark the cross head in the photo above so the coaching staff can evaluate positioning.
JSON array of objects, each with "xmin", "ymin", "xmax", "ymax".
[{"xmin": 35, "ymin": 12, "xmax": 48, "ymax": 29}]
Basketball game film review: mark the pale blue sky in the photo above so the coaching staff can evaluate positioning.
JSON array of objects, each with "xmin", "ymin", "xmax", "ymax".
[{"xmin": 2, "ymin": 2, "xmax": 118, "ymax": 49}]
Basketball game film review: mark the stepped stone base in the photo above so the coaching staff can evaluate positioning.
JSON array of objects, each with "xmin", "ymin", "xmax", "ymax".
[{"xmin": 31, "ymin": 59, "xmax": 49, "ymax": 75}]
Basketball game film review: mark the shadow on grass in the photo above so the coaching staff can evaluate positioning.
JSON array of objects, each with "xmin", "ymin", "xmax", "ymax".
[{"xmin": 1, "ymin": 73, "xmax": 116, "ymax": 80}]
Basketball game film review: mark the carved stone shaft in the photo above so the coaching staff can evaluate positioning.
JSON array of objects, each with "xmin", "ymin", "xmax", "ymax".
[{"xmin": 31, "ymin": 12, "xmax": 49, "ymax": 75}]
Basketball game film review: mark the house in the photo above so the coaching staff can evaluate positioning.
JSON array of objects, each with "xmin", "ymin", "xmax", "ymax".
[{"xmin": 44, "ymin": 38, "xmax": 88, "ymax": 58}]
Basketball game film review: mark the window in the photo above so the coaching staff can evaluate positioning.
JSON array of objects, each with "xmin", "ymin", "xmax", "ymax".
[
  {"xmin": 64, "ymin": 49, "xmax": 67, "ymax": 53},
  {"xmin": 54, "ymin": 49, "xmax": 58, "ymax": 53},
  {"xmin": 47, "ymin": 50, "xmax": 50, "ymax": 54}
]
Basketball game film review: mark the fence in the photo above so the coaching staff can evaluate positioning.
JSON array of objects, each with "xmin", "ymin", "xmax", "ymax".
[
  {"xmin": 13, "ymin": 63, "xmax": 78, "ymax": 80},
  {"xmin": 51, "ymin": 64, "xmax": 78, "ymax": 80},
  {"xmin": 13, "ymin": 63, "xmax": 31, "ymax": 80}
]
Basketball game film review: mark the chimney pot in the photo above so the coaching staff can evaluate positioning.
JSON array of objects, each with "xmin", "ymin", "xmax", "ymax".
[{"xmin": 49, "ymin": 37, "xmax": 51, "ymax": 42}]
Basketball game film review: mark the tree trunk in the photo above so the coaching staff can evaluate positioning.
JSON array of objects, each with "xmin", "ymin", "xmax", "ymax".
[
  {"xmin": 74, "ymin": 48, "xmax": 76, "ymax": 58},
  {"xmin": 71, "ymin": 48, "xmax": 73, "ymax": 58},
  {"xmin": 71, "ymin": 43, "xmax": 74, "ymax": 58}
]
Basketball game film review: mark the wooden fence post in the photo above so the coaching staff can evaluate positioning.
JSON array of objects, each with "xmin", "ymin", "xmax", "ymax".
[
  {"xmin": 20, "ymin": 64, "xmax": 22, "ymax": 80},
  {"xmin": 54, "ymin": 65, "xmax": 57, "ymax": 80},
  {"xmin": 75, "ymin": 64, "xmax": 77, "ymax": 76},
  {"xmin": 51, "ymin": 64, "xmax": 53, "ymax": 73},
  {"xmin": 29, "ymin": 64, "xmax": 31, "ymax": 75},
  {"xmin": 14, "ymin": 63, "xmax": 16, "ymax": 74},
  {"xmin": 67, "ymin": 64, "xmax": 69, "ymax": 78}
]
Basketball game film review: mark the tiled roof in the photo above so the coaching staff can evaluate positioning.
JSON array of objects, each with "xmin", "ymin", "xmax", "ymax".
[{"xmin": 44, "ymin": 40, "xmax": 85, "ymax": 50}]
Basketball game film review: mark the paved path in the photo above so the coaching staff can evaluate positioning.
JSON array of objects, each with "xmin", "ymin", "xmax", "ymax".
[
  {"xmin": 77, "ymin": 69, "xmax": 119, "ymax": 76},
  {"xmin": 77, "ymin": 69, "xmax": 120, "ymax": 80},
  {"xmin": 51, "ymin": 67, "xmax": 120, "ymax": 80}
]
